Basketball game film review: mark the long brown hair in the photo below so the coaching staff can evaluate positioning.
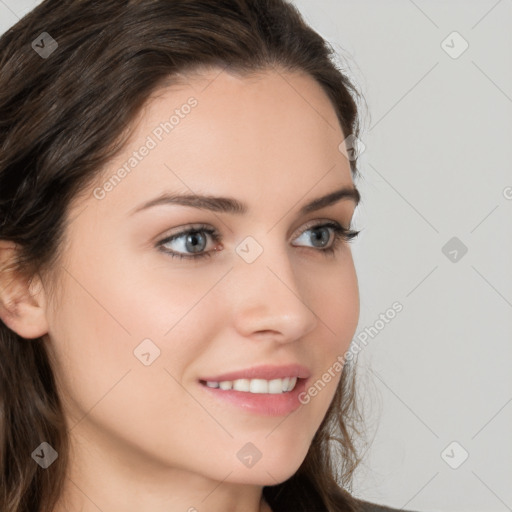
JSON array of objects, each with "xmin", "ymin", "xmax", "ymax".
[{"xmin": 0, "ymin": 1, "xmax": 368, "ymax": 510}]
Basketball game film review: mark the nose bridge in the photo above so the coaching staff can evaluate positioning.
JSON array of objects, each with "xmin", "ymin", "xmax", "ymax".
[{"xmin": 229, "ymin": 232, "xmax": 318, "ymax": 340}]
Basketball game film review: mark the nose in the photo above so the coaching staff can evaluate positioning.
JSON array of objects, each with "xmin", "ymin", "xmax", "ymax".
[{"xmin": 229, "ymin": 239, "xmax": 319, "ymax": 344}]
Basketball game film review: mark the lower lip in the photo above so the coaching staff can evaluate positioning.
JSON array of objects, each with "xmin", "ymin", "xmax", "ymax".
[{"xmin": 198, "ymin": 378, "xmax": 308, "ymax": 416}]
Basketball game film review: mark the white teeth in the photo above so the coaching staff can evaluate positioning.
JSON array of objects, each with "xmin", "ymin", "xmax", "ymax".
[
  {"xmin": 268, "ymin": 379, "xmax": 283, "ymax": 394},
  {"xmin": 233, "ymin": 379, "xmax": 250, "ymax": 392},
  {"xmin": 249, "ymin": 379, "xmax": 268, "ymax": 393},
  {"xmin": 204, "ymin": 377, "xmax": 298, "ymax": 394}
]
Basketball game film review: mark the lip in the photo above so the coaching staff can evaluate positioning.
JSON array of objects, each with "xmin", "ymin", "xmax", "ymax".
[
  {"xmin": 199, "ymin": 363, "xmax": 311, "ymax": 382},
  {"xmin": 198, "ymin": 376, "xmax": 310, "ymax": 416}
]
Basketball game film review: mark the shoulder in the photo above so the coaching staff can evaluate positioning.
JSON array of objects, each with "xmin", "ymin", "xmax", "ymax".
[{"xmin": 355, "ymin": 499, "xmax": 421, "ymax": 512}]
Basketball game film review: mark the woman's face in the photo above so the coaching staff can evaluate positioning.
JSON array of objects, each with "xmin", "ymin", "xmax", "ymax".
[{"xmin": 43, "ymin": 67, "xmax": 360, "ymax": 504}]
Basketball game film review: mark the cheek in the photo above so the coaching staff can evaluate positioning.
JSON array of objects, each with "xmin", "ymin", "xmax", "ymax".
[
  {"xmin": 45, "ymin": 273, "xmax": 137, "ymax": 424},
  {"xmin": 303, "ymin": 255, "xmax": 358, "ymax": 409},
  {"xmin": 44, "ymin": 265, "xmax": 216, "ymax": 467},
  {"xmin": 45, "ymin": 248, "xmax": 222, "ymax": 427},
  {"xmin": 316, "ymin": 253, "xmax": 359, "ymax": 350},
  {"xmin": 47, "ymin": 238, "xmax": 219, "ymax": 383}
]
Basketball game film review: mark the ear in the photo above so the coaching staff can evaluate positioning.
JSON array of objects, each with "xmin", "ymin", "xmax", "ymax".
[{"xmin": 0, "ymin": 240, "xmax": 49, "ymax": 339}]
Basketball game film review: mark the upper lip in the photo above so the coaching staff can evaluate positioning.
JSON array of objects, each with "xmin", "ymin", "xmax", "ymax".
[{"xmin": 199, "ymin": 364, "xmax": 311, "ymax": 382}]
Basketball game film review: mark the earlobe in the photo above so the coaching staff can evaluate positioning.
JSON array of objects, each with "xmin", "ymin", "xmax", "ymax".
[{"xmin": 0, "ymin": 240, "xmax": 49, "ymax": 339}]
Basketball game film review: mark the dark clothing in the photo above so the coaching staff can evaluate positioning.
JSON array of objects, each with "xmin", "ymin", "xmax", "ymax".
[{"xmin": 263, "ymin": 474, "xmax": 423, "ymax": 511}]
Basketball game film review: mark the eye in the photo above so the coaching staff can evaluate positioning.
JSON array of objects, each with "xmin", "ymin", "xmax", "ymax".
[
  {"xmin": 157, "ymin": 224, "xmax": 221, "ymax": 261},
  {"xmin": 156, "ymin": 222, "xmax": 360, "ymax": 260},
  {"xmin": 292, "ymin": 221, "xmax": 360, "ymax": 256}
]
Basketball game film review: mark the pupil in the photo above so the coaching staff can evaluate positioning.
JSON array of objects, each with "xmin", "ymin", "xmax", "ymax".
[
  {"xmin": 312, "ymin": 228, "xmax": 329, "ymax": 247},
  {"xmin": 186, "ymin": 231, "xmax": 206, "ymax": 253}
]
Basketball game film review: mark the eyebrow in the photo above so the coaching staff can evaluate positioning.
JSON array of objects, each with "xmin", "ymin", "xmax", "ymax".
[{"xmin": 130, "ymin": 186, "xmax": 360, "ymax": 217}]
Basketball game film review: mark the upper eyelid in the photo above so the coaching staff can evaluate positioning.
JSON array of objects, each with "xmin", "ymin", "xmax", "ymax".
[{"xmin": 292, "ymin": 219, "xmax": 348, "ymax": 239}]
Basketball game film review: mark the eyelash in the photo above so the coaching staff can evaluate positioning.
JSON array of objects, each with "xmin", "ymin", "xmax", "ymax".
[{"xmin": 156, "ymin": 222, "xmax": 360, "ymax": 261}]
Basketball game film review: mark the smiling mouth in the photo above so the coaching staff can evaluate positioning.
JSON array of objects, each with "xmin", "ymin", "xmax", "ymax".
[{"xmin": 198, "ymin": 376, "xmax": 300, "ymax": 394}]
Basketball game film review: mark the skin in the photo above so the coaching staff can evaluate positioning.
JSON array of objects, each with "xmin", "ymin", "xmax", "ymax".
[{"xmin": 0, "ymin": 67, "xmax": 360, "ymax": 512}]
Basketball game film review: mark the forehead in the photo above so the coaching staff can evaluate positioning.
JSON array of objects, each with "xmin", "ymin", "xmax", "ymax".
[{"xmin": 77, "ymin": 67, "xmax": 354, "ymax": 219}]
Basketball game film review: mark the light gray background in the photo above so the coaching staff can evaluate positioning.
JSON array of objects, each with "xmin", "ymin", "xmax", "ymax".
[{"xmin": 1, "ymin": 1, "xmax": 511, "ymax": 511}]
